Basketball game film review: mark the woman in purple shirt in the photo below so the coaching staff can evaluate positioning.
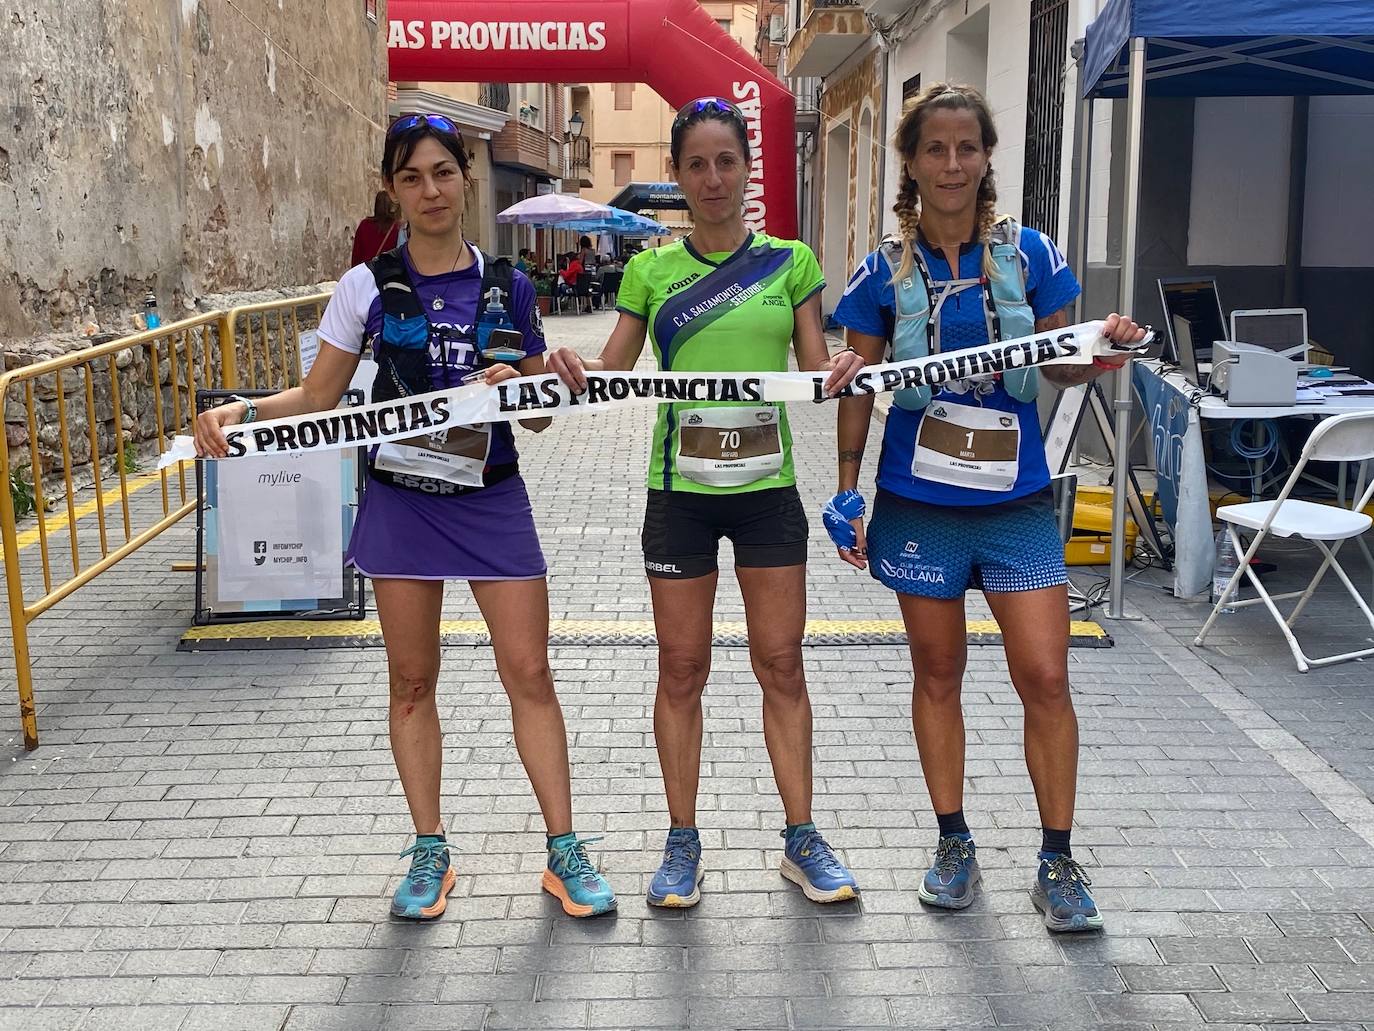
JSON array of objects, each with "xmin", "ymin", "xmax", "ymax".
[{"xmin": 194, "ymin": 115, "xmax": 615, "ymax": 921}]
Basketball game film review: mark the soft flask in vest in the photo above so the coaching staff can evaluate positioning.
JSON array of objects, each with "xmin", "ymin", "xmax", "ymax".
[{"xmin": 476, "ymin": 287, "xmax": 524, "ymax": 362}]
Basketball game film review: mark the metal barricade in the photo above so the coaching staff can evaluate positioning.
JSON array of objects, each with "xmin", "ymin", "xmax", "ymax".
[
  {"xmin": 1, "ymin": 292, "xmax": 330, "ymax": 750},
  {"xmin": 217, "ymin": 293, "xmax": 331, "ymax": 391}
]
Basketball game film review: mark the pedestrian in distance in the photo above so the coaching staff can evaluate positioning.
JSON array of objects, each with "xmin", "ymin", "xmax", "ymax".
[
  {"xmin": 194, "ymin": 113, "xmax": 616, "ymax": 922},
  {"xmin": 546, "ymin": 96, "xmax": 866, "ymax": 909},
  {"xmin": 350, "ymin": 189, "xmax": 402, "ymax": 268},
  {"xmin": 826, "ymin": 82, "xmax": 1145, "ymax": 932}
]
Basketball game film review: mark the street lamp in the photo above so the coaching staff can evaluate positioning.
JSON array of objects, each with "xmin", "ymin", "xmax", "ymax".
[{"xmin": 567, "ymin": 111, "xmax": 584, "ymax": 140}]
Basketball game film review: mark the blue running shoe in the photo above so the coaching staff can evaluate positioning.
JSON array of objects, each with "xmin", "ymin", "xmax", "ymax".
[
  {"xmin": 391, "ymin": 834, "xmax": 457, "ymax": 920},
  {"xmin": 779, "ymin": 824, "xmax": 858, "ymax": 903},
  {"xmin": 542, "ymin": 833, "xmax": 617, "ymax": 918},
  {"xmin": 647, "ymin": 827, "xmax": 704, "ymax": 908},
  {"xmin": 918, "ymin": 834, "xmax": 980, "ymax": 909},
  {"xmin": 1031, "ymin": 853, "xmax": 1104, "ymax": 932}
]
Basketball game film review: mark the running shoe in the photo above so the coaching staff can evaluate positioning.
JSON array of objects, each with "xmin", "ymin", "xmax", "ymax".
[
  {"xmin": 779, "ymin": 823, "xmax": 858, "ymax": 903},
  {"xmin": 647, "ymin": 827, "xmax": 704, "ymax": 908},
  {"xmin": 391, "ymin": 834, "xmax": 457, "ymax": 920},
  {"xmin": 918, "ymin": 834, "xmax": 980, "ymax": 909},
  {"xmin": 1030, "ymin": 853, "xmax": 1104, "ymax": 932},
  {"xmin": 542, "ymin": 833, "xmax": 617, "ymax": 918}
]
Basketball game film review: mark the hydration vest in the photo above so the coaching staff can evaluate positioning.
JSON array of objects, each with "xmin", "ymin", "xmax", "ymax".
[
  {"xmin": 364, "ymin": 246, "xmax": 516, "ymax": 492},
  {"xmin": 366, "ymin": 246, "xmax": 512, "ymax": 405},
  {"xmin": 878, "ymin": 216, "xmax": 1039, "ymax": 412}
]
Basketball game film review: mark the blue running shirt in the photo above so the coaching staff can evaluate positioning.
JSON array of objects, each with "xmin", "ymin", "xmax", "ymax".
[{"xmin": 833, "ymin": 228, "xmax": 1081, "ymax": 506}]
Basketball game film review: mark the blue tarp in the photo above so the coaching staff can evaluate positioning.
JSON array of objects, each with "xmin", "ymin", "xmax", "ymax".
[{"xmin": 1083, "ymin": 0, "xmax": 1374, "ymax": 99}]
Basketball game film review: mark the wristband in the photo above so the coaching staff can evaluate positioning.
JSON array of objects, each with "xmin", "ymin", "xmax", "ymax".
[
  {"xmin": 1092, "ymin": 357, "xmax": 1124, "ymax": 370},
  {"xmin": 821, "ymin": 490, "xmax": 866, "ymax": 551},
  {"xmin": 228, "ymin": 394, "xmax": 258, "ymax": 424}
]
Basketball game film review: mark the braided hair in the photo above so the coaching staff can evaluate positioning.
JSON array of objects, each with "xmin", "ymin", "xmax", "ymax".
[{"xmin": 889, "ymin": 82, "xmax": 1001, "ymax": 284}]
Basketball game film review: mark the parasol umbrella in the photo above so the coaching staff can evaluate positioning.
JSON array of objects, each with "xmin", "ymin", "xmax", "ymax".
[{"xmin": 496, "ymin": 194, "xmax": 612, "ymax": 225}]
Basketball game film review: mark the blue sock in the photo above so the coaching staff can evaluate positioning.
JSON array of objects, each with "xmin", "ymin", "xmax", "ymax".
[
  {"xmin": 784, "ymin": 821, "xmax": 816, "ymax": 842},
  {"xmin": 547, "ymin": 831, "xmax": 576, "ymax": 850}
]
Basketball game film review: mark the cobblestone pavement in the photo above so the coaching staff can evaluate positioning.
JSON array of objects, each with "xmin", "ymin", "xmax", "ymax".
[{"xmin": 3, "ymin": 309, "xmax": 1374, "ymax": 1029}]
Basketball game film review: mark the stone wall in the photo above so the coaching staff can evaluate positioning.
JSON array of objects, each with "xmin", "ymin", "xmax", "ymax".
[
  {"xmin": 0, "ymin": 0, "xmax": 389, "ymax": 345},
  {"xmin": 2, "ymin": 285, "xmax": 332, "ymax": 500}
]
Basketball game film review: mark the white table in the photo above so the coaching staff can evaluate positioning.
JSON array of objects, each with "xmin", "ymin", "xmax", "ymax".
[{"xmin": 1137, "ymin": 361, "xmax": 1374, "ymax": 595}]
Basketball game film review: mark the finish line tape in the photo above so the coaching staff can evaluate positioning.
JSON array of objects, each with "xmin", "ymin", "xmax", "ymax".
[{"xmin": 161, "ymin": 321, "xmax": 1147, "ymax": 467}]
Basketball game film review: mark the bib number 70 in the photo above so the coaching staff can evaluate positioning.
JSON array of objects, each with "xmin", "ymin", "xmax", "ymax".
[{"xmin": 718, "ymin": 430, "xmax": 741, "ymax": 451}]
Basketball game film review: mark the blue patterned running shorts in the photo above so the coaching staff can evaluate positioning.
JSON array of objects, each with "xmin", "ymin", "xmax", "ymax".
[{"xmin": 866, "ymin": 488, "xmax": 1068, "ymax": 599}]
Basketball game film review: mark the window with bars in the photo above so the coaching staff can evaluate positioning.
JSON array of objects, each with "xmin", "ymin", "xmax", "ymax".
[{"xmin": 1021, "ymin": 0, "xmax": 1069, "ymax": 234}]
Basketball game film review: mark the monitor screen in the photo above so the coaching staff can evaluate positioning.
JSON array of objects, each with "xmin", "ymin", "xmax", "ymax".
[
  {"xmin": 1231, "ymin": 311, "xmax": 1306, "ymax": 353},
  {"xmin": 1158, "ymin": 278, "xmax": 1227, "ymax": 366}
]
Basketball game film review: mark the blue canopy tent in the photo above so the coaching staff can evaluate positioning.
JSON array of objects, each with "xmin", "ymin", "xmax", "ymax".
[{"xmin": 1075, "ymin": 0, "xmax": 1374, "ymax": 616}]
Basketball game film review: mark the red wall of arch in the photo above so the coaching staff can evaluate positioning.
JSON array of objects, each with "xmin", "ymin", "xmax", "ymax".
[{"xmin": 387, "ymin": 0, "xmax": 798, "ymax": 238}]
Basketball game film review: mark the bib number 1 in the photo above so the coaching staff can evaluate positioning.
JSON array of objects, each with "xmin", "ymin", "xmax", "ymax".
[{"xmin": 913, "ymin": 402, "xmax": 1020, "ymax": 492}]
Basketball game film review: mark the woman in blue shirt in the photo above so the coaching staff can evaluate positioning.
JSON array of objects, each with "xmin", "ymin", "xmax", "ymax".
[{"xmin": 829, "ymin": 82, "xmax": 1144, "ymax": 932}]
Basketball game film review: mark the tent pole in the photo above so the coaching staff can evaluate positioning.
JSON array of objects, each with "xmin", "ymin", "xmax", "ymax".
[
  {"xmin": 1071, "ymin": 59, "xmax": 1093, "ymax": 324},
  {"xmin": 1283, "ymin": 96, "xmax": 1309, "ymax": 307},
  {"xmin": 1108, "ymin": 36, "xmax": 1147, "ymax": 620}
]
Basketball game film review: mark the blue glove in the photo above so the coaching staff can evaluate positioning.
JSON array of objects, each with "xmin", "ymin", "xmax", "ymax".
[{"xmin": 822, "ymin": 490, "xmax": 866, "ymax": 552}]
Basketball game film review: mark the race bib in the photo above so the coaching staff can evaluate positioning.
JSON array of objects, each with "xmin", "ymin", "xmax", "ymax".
[
  {"xmin": 373, "ymin": 423, "xmax": 491, "ymax": 488},
  {"xmin": 913, "ymin": 402, "xmax": 1019, "ymax": 492},
  {"xmin": 676, "ymin": 406, "xmax": 783, "ymax": 488}
]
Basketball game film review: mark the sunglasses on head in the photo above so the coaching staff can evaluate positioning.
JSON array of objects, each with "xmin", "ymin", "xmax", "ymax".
[
  {"xmin": 671, "ymin": 97, "xmax": 745, "ymax": 134},
  {"xmin": 388, "ymin": 113, "xmax": 464, "ymax": 143}
]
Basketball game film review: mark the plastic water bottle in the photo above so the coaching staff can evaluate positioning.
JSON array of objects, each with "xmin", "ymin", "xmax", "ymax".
[
  {"xmin": 1212, "ymin": 527, "xmax": 1238, "ymax": 613},
  {"xmin": 143, "ymin": 291, "xmax": 161, "ymax": 330}
]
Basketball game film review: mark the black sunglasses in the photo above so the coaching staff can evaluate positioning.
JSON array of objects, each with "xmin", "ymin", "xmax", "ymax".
[
  {"xmin": 671, "ymin": 97, "xmax": 745, "ymax": 134},
  {"xmin": 388, "ymin": 113, "xmax": 464, "ymax": 143}
]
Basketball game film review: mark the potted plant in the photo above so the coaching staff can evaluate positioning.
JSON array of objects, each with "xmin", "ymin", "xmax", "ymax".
[{"xmin": 532, "ymin": 273, "xmax": 555, "ymax": 316}]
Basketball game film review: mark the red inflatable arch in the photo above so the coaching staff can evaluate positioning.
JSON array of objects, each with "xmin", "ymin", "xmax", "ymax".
[{"xmin": 387, "ymin": 0, "xmax": 797, "ymax": 239}]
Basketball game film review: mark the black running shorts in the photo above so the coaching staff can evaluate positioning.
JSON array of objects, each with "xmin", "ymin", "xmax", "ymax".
[{"xmin": 641, "ymin": 485, "xmax": 809, "ymax": 579}]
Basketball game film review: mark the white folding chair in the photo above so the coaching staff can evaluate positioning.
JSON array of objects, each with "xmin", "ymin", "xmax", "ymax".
[{"xmin": 1194, "ymin": 411, "xmax": 1374, "ymax": 672}]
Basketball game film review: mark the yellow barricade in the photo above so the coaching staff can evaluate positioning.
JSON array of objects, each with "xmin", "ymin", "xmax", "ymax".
[
  {"xmin": 1, "ymin": 293, "xmax": 330, "ymax": 750},
  {"xmin": 218, "ymin": 293, "xmax": 331, "ymax": 391}
]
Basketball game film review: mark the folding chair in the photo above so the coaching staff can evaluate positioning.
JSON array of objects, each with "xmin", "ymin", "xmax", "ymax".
[{"xmin": 1194, "ymin": 410, "xmax": 1374, "ymax": 672}]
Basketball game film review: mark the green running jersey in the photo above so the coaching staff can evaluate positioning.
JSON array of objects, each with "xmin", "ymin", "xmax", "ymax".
[{"xmin": 616, "ymin": 233, "xmax": 825, "ymax": 494}]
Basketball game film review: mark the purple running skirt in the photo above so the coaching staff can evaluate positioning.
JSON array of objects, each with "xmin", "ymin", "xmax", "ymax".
[{"xmin": 346, "ymin": 475, "xmax": 547, "ymax": 581}]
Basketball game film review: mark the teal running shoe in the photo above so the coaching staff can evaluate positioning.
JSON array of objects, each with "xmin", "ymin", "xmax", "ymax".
[
  {"xmin": 918, "ymin": 834, "xmax": 980, "ymax": 910},
  {"xmin": 391, "ymin": 834, "xmax": 456, "ymax": 920},
  {"xmin": 1031, "ymin": 853, "xmax": 1104, "ymax": 932},
  {"xmin": 779, "ymin": 824, "xmax": 858, "ymax": 903},
  {"xmin": 647, "ymin": 827, "xmax": 704, "ymax": 908},
  {"xmin": 542, "ymin": 833, "xmax": 617, "ymax": 918}
]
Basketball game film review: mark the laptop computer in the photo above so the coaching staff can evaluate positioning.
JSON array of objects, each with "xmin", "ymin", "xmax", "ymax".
[
  {"xmin": 1171, "ymin": 314, "xmax": 1206, "ymax": 389},
  {"xmin": 1230, "ymin": 308, "xmax": 1308, "ymax": 362},
  {"xmin": 1158, "ymin": 277, "xmax": 1227, "ymax": 375}
]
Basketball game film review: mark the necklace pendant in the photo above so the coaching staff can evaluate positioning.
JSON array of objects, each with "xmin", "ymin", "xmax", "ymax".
[{"xmin": 431, "ymin": 297, "xmax": 445, "ymax": 311}]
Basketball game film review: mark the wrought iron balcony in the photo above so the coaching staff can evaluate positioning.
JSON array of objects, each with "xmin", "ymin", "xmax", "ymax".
[
  {"xmin": 569, "ymin": 135, "xmax": 591, "ymax": 175},
  {"xmin": 479, "ymin": 82, "xmax": 511, "ymax": 113}
]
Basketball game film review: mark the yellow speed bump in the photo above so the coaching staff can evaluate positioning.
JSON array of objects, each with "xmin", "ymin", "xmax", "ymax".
[{"xmin": 180, "ymin": 618, "xmax": 1111, "ymax": 651}]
